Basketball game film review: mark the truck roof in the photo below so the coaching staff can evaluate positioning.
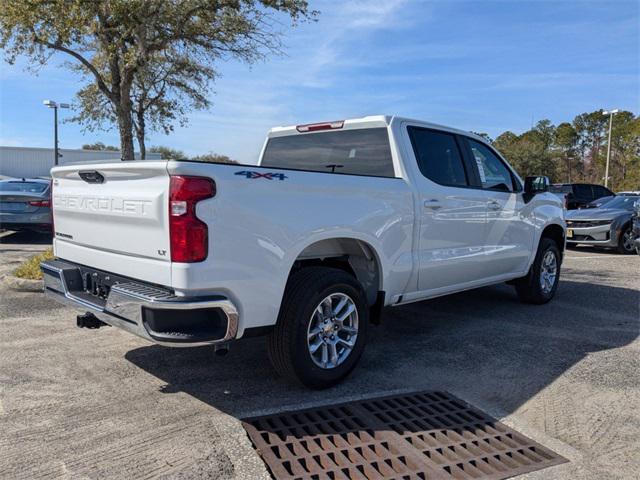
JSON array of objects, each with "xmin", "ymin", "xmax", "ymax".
[{"xmin": 268, "ymin": 115, "xmax": 489, "ymax": 144}]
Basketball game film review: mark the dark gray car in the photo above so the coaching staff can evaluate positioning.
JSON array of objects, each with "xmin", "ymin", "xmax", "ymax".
[
  {"xmin": 0, "ymin": 178, "xmax": 52, "ymax": 233},
  {"xmin": 566, "ymin": 195, "xmax": 639, "ymax": 254}
]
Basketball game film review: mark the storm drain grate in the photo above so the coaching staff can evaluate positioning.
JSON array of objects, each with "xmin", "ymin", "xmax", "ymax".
[{"xmin": 242, "ymin": 391, "xmax": 567, "ymax": 480}]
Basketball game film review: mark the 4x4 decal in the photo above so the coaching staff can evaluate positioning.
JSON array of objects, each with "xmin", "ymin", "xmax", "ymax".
[{"xmin": 235, "ymin": 170, "xmax": 287, "ymax": 181}]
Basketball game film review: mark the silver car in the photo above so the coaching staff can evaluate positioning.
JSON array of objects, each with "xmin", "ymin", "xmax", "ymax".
[
  {"xmin": 0, "ymin": 178, "xmax": 52, "ymax": 233},
  {"xmin": 566, "ymin": 195, "xmax": 639, "ymax": 254}
]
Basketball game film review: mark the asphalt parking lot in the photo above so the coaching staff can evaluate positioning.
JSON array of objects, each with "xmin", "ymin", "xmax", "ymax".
[{"xmin": 0, "ymin": 231, "xmax": 638, "ymax": 479}]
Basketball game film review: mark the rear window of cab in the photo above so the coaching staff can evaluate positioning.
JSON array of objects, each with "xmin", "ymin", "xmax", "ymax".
[{"xmin": 261, "ymin": 128, "xmax": 396, "ymax": 178}]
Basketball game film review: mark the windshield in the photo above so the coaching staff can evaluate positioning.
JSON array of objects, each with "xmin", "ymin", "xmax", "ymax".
[
  {"xmin": 0, "ymin": 181, "xmax": 48, "ymax": 193},
  {"xmin": 597, "ymin": 195, "xmax": 639, "ymax": 211}
]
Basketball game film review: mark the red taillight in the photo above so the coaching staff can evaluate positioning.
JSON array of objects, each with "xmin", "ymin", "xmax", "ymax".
[
  {"xmin": 28, "ymin": 200, "xmax": 51, "ymax": 207},
  {"xmin": 169, "ymin": 175, "xmax": 216, "ymax": 263},
  {"xmin": 296, "ymin": 120, "xmax": 344, "ymax": 132}
]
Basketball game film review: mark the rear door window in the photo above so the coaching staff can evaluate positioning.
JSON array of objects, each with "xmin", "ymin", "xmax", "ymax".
[
  {"xmin": 261, "ymin": 128, "xmax": 395, "ymax": 177},
  {"xmin": 407, "ymin": 127, "xmax": 468, "ymax": 187}
]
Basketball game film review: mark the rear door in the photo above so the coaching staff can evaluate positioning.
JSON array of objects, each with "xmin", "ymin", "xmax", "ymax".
[
  {"xmin": 406, "ymin": 126, "xmax": 489, "ymax": 293},
  {"xmin": 51, "ymin": 161, "xmax": 172, "ymax": 284}
]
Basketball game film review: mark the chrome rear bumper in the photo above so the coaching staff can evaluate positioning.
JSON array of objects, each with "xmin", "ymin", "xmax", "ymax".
[{"xmin": 41, "ymin": 259, "xmax": 238, "ymax": 347}]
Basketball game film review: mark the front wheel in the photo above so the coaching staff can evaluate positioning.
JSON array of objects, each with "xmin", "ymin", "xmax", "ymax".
[
  {"xmin": 617, "ymin": 225, "xmax": 635, "ymax": 254},
  {"xmin": 267, "ymin": 267, "xmax": 369, "ymax": 389},
  {"xmin": 514, "ymin": 238, "xmax": 561, "ymax": 304}
]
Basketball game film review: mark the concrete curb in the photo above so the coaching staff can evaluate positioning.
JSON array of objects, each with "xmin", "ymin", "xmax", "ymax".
[{"xmin": 0, "ymin": 274, "xmax": 43, "ymax": 292}]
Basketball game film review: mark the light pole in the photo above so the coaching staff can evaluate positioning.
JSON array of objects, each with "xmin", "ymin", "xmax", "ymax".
[
  {"xmin": 43, "ymin": 100, "xmax": 69, "ymax": 166},
  {"xmin": 602, "ymin": 109, "xmax": 618, "ymax": 188}
]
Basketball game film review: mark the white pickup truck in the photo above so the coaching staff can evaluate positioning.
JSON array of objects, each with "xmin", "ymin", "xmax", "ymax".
[{"xmin": 42, "ymin": 115, "xmax": 565, "ymax": 388}]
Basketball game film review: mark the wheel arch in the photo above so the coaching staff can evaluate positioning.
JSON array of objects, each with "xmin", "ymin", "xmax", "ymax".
[
  {"xmin": 287, "ymin": 236, "xmax": 385, "ymax": 306},
  {"xmin": 540, "ymin": 223, "xmax": 566, "ymax": 260}
]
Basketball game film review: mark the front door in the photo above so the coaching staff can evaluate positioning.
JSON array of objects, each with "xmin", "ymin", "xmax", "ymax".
[{"xmin": 464, "ymin": 138, "xmax": 535, "ymax": 277}]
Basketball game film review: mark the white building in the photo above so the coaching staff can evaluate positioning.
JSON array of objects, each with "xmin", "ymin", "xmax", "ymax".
[{"xmin": 0, "ymin": 146, "xmax": 161, "ymax": 178}]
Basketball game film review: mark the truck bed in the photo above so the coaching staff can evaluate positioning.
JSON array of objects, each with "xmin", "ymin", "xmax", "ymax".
[{"xmin": 51, "ymin": 159, "xmax": 414, "ymax": 334}]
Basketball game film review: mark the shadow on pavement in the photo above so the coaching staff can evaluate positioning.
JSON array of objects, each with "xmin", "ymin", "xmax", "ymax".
[
  {"xmin": 125, "ymin": 280, "xmax": 639, "ymax": 419},
  {"xmin": 0, "ymin": 230, "xmax": 53, "ymax": 245}
]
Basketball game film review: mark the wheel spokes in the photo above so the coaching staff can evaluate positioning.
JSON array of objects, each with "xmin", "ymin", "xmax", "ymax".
[
  {"xmin": 337, "ymin": 337, "xmax": 355, "ymax": 351},
  {"xmin": 307, "ymin": 293, "xmax": 359, "ymax": 370},
  {"xmin": 329, "ymin": 342, "xmax": 338, "ymax": 366},
  {"xmin": 321, "ymin": 343, "xmax": 329, "ymax": 367},
  {"xmin": 337, "ymin": 303, "xmax": 356, "ymax": 323},
  {"xmin": 308, "ymin": 326, "xmax": 322, "ymax": 340},
  {"xmin": 332, "ymin": 296, "xmax": 349, "ymax": 317}
]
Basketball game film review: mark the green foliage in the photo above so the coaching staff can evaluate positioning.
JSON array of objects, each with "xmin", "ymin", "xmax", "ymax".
[
  {"xmin": 82, "ymin": 142, "xmax": 119, "ymax": 151},
  {"xmin": 14, "ymin": 248, "xmax": 54, "ymax": 280},
  {"xmin": 0, "ymin": 0, "xmax": 315, "ymax": 159},
  {"xmin": 493, "ymin": 110, "xmax": 639, "ymax": 191},
  {"xmin": 148, "ymin": 145, "xmax": 185, "ymax": 161},
  {"xmin": 148, "ymin": 146, "xmax": 237, "ymax": 163},
  {"xmin": 190, "ymin": 153, "xmax": 237, "ymax": 164}
]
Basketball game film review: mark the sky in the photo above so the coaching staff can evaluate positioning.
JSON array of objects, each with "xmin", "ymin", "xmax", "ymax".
[{"xmin": 0, "ymin": 0, "xmax": 638, "ymax": 164}]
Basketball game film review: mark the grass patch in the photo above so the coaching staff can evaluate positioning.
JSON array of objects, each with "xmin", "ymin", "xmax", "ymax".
[{"xmin": 13, "ymin": 248, "xmax": 54, "ymax": 280}]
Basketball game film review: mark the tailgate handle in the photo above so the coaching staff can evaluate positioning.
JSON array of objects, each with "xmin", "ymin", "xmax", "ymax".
[{"xmin": 79, "ymin": 170, "xmax": 105, "ymax": 184}]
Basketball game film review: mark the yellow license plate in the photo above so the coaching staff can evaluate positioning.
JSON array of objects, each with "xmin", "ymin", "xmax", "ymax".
[{"xmin": 567, "ymin": 229, "xmax": 573, "ymax": 238}]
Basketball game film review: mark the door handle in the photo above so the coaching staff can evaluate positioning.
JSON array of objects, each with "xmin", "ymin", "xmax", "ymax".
[
  {"xmin": 487, "ymin": 200, "xmax": 501, "ymax": 210},
  {"xmin": 424, "ymin": 199, "xmax": 442, "ymax": 209}
]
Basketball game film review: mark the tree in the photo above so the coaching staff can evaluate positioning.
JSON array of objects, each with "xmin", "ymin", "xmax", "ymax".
[
  {"xmin": 554, "ymin": 123, "xmax": 578, "ymax": 182},
  {"xmin": 82, "ymin": 141, "xmax": 119, "ymax": 151},
  {"xmin": 572, "ymin": 110, "xmax": 608, "ymax": 184},
  {"xmin": 191, "ymin": 153, "xmax": 237, "ymax": 164},
  {"xmin": 71, "ymin": 48, "xmax": 215, "ymax": 159},
  {"xmin": 493, "ymin": 110, "xmax": 639, "ymax": 189},
  {"xmin": 148, "ymin": 145, "xmax": 185, "ymax": 161},
  {"xmin": 1, "ymin": 1, "xmax": 314, "ymax": 159}
]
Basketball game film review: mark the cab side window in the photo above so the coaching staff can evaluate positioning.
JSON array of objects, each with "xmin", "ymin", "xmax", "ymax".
[
  {"xmin": 468, "ymin": 139, "xmax": 515, "ymax": 192},
  {"xmin": 408, "ymin": 127, "xmax": 469, "ymax": 187},
  {"xmin": 574, "ymin": 184, "xmax": 593, "ymax": 200}
]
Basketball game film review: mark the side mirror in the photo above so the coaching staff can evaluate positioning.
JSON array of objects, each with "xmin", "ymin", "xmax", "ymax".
[
  {"xmin": 524, "ymin": 176, "xmax": 550, "ymax": 202},
  {"xmin": 525, "ymin": 176, "xmax": 549, "ymax": 194}
]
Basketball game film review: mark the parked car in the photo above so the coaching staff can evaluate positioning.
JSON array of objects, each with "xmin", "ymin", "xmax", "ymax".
[
  {"xmin": 566, "ymin": 195, "xmax": 639, "ymax": 254},
  {"xmin": 550, "ymin": 183, "xmax": 615, "ymax": 210},
  {"xmin": 583, "ymin": 196, "xmax": 615, "ymax": 209},
  {"xmin": 0, "ymin": 178, "xmax": 52, "ymax": 232},
  {"xmin": 618, "ymin": 191, "xmax": 640, "ymax": 196},
  {"xmin": 41, "ymin": 115, "xmax": 565, "ymax": 388},
  {"xmin": 633, "ymin": 199, "xmax": 640, "ymax": 255}
]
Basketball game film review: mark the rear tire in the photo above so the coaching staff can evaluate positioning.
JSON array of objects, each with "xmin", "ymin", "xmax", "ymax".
[
  {"xmin": 617, "ymin": 224, "xmax": 635, "ymax": 255},
  {"xmin": 514, "ymin": 238, "xmax": 561, "ymax": 304},
  {"xmin": 267, "ymin": 267, "xmax": 369, "ymax": 389}
]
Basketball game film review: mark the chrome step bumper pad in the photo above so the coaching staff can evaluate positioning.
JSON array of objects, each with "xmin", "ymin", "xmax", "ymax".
[{"xmin": 41, "ymin": 259, "xmax": 238, "ymax": 347}]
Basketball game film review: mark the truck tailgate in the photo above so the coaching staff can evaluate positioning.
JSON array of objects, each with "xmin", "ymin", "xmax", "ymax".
[{"xmin": 51, "ymin": 161, "xmax": 172, "ymax": 285}]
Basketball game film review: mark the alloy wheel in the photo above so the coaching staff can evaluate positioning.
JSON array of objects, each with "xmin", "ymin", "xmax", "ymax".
[
  {"xmin": 540, "ymin": 250, "xmax": 558, "ymax": 294},
  {"xmin": 306, "ymin": 293, "xmax": 359, "ymax": 369}
]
